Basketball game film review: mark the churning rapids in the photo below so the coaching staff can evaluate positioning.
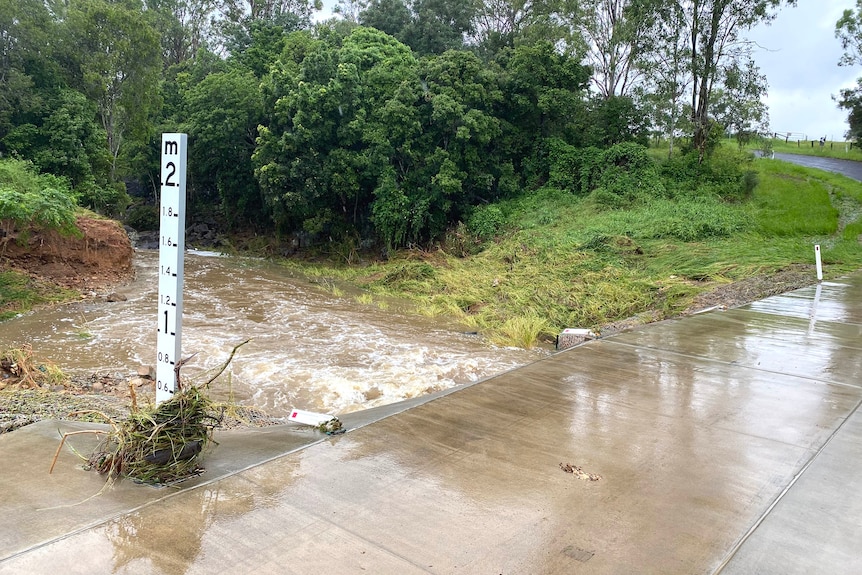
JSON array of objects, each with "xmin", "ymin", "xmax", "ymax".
[{"xmin": 1, "ymin": 250, "xmax": 548, "ymax": 417}]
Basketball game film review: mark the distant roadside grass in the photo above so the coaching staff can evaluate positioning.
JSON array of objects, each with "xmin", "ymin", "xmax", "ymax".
[
  {"xmin": 742, "ymin": 136, "xmax": 862, "ymax": 162},
  {"xmin": 291, "ymin": 156, "xmax": 862, "ymax": 348}
]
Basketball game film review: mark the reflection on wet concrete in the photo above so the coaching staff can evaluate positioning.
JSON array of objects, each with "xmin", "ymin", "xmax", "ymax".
[{"xmin": 3, "ymin": 273, "xmax": 862, "ymax": 574}]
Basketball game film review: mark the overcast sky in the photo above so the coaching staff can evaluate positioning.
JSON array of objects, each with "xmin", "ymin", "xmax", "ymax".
[
  {"xmin": 749, "ymin": 0, "xmax": 858, "ymax": 141},
  {"xmin": 316, "ymin": 0, "xmax": 860, "ymax": 141}
]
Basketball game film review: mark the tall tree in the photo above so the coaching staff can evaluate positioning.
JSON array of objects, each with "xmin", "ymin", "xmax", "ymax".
[
  {"xmin": 496, "ymin": 41, "xmax": 590, "ymax": 185},
  {"xmin": 710, "ymin": 57, "xmax": 769, "ymax": 147},
  {"xmin": 835, "ymin": 0, "xmax": 862, "ymax": 141},
  {"xmin": 359, "ymin": 0, "xmax": 411, "ymax": 40},
  {"xmin": 0, "ymin": 0, "xmax": 56, "ymax": 143},
  {"xmin": 145, "ymin": 0, "xmax": 219, "ymax": 68},
  {"xmin": 222, "ymin": 0, "xmax": 322, "ymax": 22},
  {"xmin": 184, "ymin": 68, "xmax": 265, "ymax": 227},
  {"xmin": 685, "ymin": 0, "xmax": 794, "ymax": 159},
  {"xmin": 579, "ymin": 0, "xmax": 655, "ymax": 99},
  {"xmin": 472, "ymin": 0, "xmax": 539, "ymax": 51},
  {"xmin": 218, "ymin": 0, "xmax": 321, "ymax": 57},
  {"xmin": 836, "ymin": 0, "xmax": 862, "ymax": 67},
  {"xmin": 62, "ymin": 0, "xmax": 162, "ymax": 179},
  {"xmin": 402, "ymin": 0, "xmax": 477, "ymax": 55},
  {"xmin": 641, "ymin": 0, "xmax": 691, "ymax": 156},
  {"xmin": 254, "ymin": 27, "xmax": 422, "ymax": 237},
  {"xmin": 334, "ymin": 0, "xmax": 365, "ymax": 21}
]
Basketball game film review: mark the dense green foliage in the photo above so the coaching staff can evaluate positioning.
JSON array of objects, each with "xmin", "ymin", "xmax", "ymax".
[
  {"xmin": 300, "ymin": 159, "xmax": 862, "ymax": 347},
  {"xmin": 0, "ymin": 0, "xmax": 795, "ymax": 250},
  {"xmin": 0, "ymin": 159, "xmax": 79, "ymax": 238}
]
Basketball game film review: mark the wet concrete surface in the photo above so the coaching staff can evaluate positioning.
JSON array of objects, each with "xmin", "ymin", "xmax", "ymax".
[{"xmin": 2, "ymin": 276, "xmax": 862, "ymax": 574}]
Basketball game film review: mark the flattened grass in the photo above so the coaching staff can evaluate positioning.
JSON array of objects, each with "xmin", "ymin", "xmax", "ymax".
[{"xmin": 285, "ymin": 158, "xmax": 862, "ymax": 348}]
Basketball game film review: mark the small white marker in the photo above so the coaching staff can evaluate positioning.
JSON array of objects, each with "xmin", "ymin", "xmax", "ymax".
[
  {"xmin": 814, "ymin": 244, "xmax": 823, "ymax": 282},
  {"xmin": 288, "ymin": 409, "xmax": 336, "ymax": 427}
]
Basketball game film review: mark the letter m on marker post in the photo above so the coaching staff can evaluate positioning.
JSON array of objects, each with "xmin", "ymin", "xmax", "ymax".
[{"xmin": 164, "ymin": 140, "xmax": 179, "ymax": 155}]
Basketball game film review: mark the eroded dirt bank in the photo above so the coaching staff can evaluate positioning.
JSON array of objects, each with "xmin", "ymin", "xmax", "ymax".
[{"xmin": 2, "ymin": 216, "xmax": 134, "ymax": 290}]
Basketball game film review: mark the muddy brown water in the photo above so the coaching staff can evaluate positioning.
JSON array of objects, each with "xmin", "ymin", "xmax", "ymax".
[{"xmin": 1, "ymin": 251, "xmax": 547, "ymax": 417}]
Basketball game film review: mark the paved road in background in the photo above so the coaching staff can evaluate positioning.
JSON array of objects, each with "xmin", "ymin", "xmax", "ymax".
[{"xmin": 774, "ymin": 152, "xmax": 862, "ymax": 180}]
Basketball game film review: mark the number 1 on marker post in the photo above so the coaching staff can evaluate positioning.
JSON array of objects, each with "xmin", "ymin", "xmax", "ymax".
[{"xmin": 156, "ymin": 133, "xmax": 187, "ymax": 404}]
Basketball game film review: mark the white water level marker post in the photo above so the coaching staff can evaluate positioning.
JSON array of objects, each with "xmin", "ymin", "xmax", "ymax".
[{"xmin": 156, "ymin": 133, "xmax": 188, "ymax": 404}]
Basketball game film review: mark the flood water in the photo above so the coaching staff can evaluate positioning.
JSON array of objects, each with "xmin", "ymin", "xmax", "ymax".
[{"xmin": 0, "ymin": 251, "xmax": 547, "ymax": 417}]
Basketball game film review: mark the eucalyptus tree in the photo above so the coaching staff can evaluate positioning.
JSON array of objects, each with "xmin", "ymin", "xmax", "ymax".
[
  {"xmin": 836, "ymin": 1, "xmax": 862, "ymax": 142},
  {"xmin": 640, "ymin": 0, "xmax": 690, "ymax": 156},
  {"xmin": 683, "ymin": 0, "xmax": 795, "ymax": 159},
  {"xmin": 334, "ymin": 0, "xmax": 365, "ymax": 21},
  {"xmin": 221, "ymin": 0, "xmax": 322, "ymax": 22},
  {"xmin": 61, "ymin": 0, "xmax": 162, "ymax": 180},
  {"xmin": 578, "ymin": 0, "xmax": 656, "ymax": 99},
  {"xmin": 145, "ymin": 0, "xmax": 219, "ymax": 68},
  {"xmin": 472, "ymin": 0, "xmax": 542, "ymax": 51},
  {"xmin": 710, "ymin": 57, "xmax": 769, "ymax": 148},
  {"xmin": 469, "ymin": 0, "xmax": 577, "ymax": 55},
  {"xmin": 218, "ymin": 0, "xmax": 321, "ymax": 59}
]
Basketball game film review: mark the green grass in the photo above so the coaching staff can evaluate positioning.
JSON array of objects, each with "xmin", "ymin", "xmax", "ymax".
[
  {"xmin": 9, "ymin": 152, "xmax": 857, "ymax": 350},
  {"xmin": 285, "ymin": 157, "xmax": 862, "ymax": 348},
  {"xmin": 0, "ymin": 270, "xmax": 78, "ymax": 320}
]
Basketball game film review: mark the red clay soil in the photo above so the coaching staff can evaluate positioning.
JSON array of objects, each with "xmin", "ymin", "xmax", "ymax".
[{"xmin": 1, "ymin": 216, "xmax": 134, "ymax": 289}]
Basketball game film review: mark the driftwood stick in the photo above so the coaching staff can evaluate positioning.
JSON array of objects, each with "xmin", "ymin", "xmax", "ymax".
[
  {"xmin": 50, "ymin": 430, "xmax": 105, "ymax": 474},
  {"xmin": 173, "ymin": 352, "xmax": 199, "ymax": 391},
  {"xmin": 204, "ymin": 339, "xmax": 251, "ymax": 387}
]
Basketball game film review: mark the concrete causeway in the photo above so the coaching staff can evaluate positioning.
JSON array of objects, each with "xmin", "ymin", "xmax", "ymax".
[{"xmin": 1, "ymin": 274, "xmax": 861, "ymax": 574}]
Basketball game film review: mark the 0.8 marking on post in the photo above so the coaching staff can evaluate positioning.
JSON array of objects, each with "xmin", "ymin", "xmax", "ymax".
[{"xmin": 157, "ymin": 133, "xmax": 187, "ymax": 404}]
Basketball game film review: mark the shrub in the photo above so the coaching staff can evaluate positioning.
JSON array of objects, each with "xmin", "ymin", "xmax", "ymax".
[
  {"xmin": 549, "ymin": 140, "xmax": 664, "ymax": 206},
  {"xmin": 590, "ymin": 142, "xmax": 665, "ymax": 206},
  {"xmin": 77, "ymin": 180, "xmax": 131, "ymax": 218},
  {"xmin": 467, "ymin": 204, "xmax": 506, "ymax": 240},
  {"xmin": 660, "ymin": 147, "xmax": 757, "ymax": 201},
  {"xmin": 0, "ymin": 159, "xmax": 79, "ymax": 238},
  {"xmin": 548, "ymin": 139, "xmax": 602, "ymax": 195}
]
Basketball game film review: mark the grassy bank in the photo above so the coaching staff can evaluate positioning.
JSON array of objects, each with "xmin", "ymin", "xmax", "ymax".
[
  {"xmin": 285, "ymin": 157, "xmax": 862, "ymax": 347},
  {"xmin": 5, "ymin": 156, "xmax": 862, "ymax": 349},
  {"xmin": 0, "ymin": 270, "xmax": 77, "ymax": 321}
]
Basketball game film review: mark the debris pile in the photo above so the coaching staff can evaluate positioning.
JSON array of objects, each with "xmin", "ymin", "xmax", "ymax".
[
  {"xmin": 559, "ymin": 462, "xmax": 602, "ymax": 481},
  {"xmin": 82, "ymin": 384, "xmax": 218, "ymax": 485}
]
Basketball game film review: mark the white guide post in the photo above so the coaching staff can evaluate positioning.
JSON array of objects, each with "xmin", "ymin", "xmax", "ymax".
[
  {"xmin": 814, "ymin": 244, "xmax": 823, "ymax": 282},
  {"xmin": 156, "ymin": 133, "xmax": 188, "ymax": 404}
]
